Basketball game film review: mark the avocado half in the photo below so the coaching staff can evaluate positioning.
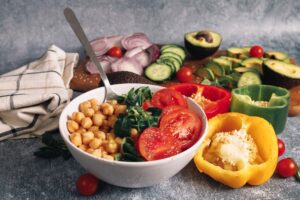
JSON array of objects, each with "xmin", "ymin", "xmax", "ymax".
[
  {"xmin": 184, "ymin": 31, "xmax": 222, "ymax": 59},
  {"xmin": 263, "ymin": 59, "xmax": 300, "ymax": 88}
]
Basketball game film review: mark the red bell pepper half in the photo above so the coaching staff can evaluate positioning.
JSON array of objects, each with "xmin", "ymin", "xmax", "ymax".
[{"xmin": 168, "ymin": 83, "xmax": 231, "ymax": 119}]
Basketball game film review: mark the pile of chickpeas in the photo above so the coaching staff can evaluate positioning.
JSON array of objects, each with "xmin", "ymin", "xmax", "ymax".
[{"xmin": 67, "ymin": 98, "xmax": 127, "ymax": 160}]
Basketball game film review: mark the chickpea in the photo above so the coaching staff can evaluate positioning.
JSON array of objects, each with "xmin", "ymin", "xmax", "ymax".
[
  {"xmin": 88, "ymin": 126, "xmax": 99, "ymax": 133},
  {"xmin": 82, "ymin": 108, "xmax": 95, "ymax": 118},
  {"xmin": 115, "ymin": 137, "xmax": 123, "ymax": 145},
  {"xmin": 81, "ymin": 117, "xmax": 93, "ymax": 129},
  {"xmin": 78, "ymin": 144, "xmax": 88, "ymax": 151},
  {"xmin": 107, "ymin": 132, "xmax": 116, "ymax": 140},
  {"xmin": 108, "ymin": 99, "xmax": 118, "ymax": 105},
  {"xmin": 95, "ymin": 111, "xmax": 107, "ymax": 119},
  {"xmin": 92, "ymin": 105, "xmax": 100, "ymax": 113},
  {"xmin": 101, "ymin": 103, "xmax": 114, "ymax": 116},
  {"xmin": 94, "ymin": 131, "xmax": 106, "ymax": 140},
  {"xmin": 107, "ymin": 115, "xmax": 117, "ymax": 128},
  {"xmin": 130, "ymin": 128, "xmax": 139, "ymax": 142},
  {"xmin": 92, "ymin": 113, "xmax": 104, "ymax": 126},
  {"xmin": 114, "ymin": 105, "xmax": 127, "ymax": 116},
  {"xmin": 71, "ymin": 112, "xmax": 85, "ymax": 123},
  {"xmin": 92, "ymin": 149, "xmax": 102, "ymax": 158},
  {"xmin": 79, "ymin": 101, "xmax": 91, "ymax": 112},
  {"xmin": 89, "ymin": 138, "xmax": 102, "ymax": 149},
  {"xmin": 102, "ymin": 154, "xmax": 114, "ymax": 161},
  {"xmin": 82, "ymin": 131, "xmax": 94, "ymax": 145},
  {"xmin": 89, "ymin": 98, "xmax": 99, "ymax": 107},
  {"xmin": 86, "ymin": 148, "xmax": 94, "ymax": 154},
  {"xmin": 70, "ymin": 132, "xmax": 82, "ymax": 147},
  {"xmin": 77, "ymin": 127, "xmax": 86, "ymax": 134},
  {"xmin": 105, "ymin": 140, "xmax": 118, "ymax": 154},
  {"xmin": 67, "ymin": 120, "xmax": 79, "ymax": 133}
]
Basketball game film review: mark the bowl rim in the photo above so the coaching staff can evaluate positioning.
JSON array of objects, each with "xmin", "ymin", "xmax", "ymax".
[{"xmin": 59, "ymin": 83, "xmax": 208, "ymax": 167}]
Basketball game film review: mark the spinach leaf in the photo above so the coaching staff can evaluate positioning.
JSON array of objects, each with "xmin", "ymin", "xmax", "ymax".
[
  {"xmin": 115, "ymin": 137, "xmax": 143, "ymax": 161},
  {"xmin": 117, "ymin": 87, "xmax": 152, "ymax": 107},
  {"xmin": 114, "ymin": 106, "xmax": 160, "ymax": 137}
]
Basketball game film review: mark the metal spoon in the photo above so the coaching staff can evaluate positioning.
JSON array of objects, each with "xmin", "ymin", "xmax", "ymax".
[{"xmin": 64, "ymin": 7, "xmax": 118, "ymax": 102}]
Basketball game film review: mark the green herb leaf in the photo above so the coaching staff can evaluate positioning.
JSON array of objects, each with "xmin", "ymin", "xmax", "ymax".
[
  {"xmin": 118, "ymin": 137, "xmax": 143, "ymax": 161},
  {"xmin": 34, "ymin": 131, "xmax": 71, "ymax": 160},
  {"xmin": 296, "ymin": 168, "xmax": 300, "ymax": 182},
  {"xmin": 117, "ymin": 87, "xmax": 153, "ymax": 107}
]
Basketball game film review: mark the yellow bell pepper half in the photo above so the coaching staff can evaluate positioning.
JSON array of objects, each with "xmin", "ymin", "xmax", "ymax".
[{"xmin": 194, "ymin": 112, "xmax": 278, "ymax": 189}]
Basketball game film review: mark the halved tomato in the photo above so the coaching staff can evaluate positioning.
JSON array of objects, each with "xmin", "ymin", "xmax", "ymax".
[
  {"xmin": 160, "ymin": 108, "xmax": 202, "ymax": 150},
  {"xmin": 151, "ymin": 89, "xmax": 188, "ymax": 109},
  {"xmin": 138, "ymin": 127, "xmax": 182, "ymax": 161},
  {"xmin": 160, "ymin": 105, "xmax": 184, "ymax": 118}
]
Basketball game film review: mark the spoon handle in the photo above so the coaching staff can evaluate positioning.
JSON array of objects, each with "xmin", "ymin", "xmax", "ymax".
[{"xmin": 64, "ymin": 8, "xmax": 114, "ymax": 96}]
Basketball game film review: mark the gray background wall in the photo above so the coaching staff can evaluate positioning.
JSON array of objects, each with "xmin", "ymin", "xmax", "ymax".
[
  {"xmin": 1, "ymin": 0, "xmax": 299, "ymax": 74},
  {"xmin": 0, "ymin": 0, "xmax": 299, "ymax": 199}
]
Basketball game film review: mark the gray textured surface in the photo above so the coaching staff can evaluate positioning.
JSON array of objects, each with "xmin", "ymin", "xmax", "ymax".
[{"xmin": 0, "ymin": 0, "xmax": 300, "ymax": 199}]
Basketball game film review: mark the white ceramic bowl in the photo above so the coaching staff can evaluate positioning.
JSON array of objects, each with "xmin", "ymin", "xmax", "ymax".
[{"xmin": 59, "ymin": 83, "xmax": 208, "ymax": 188}]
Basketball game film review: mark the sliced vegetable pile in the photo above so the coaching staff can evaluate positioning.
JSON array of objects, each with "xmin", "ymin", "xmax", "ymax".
[
  {"xmin": 145, "ymin": 44, "xmax": 186, "ymax": 82},
  {"xmin": 196, "ymin": 45, "xmax": 300, "ymax": 90}
]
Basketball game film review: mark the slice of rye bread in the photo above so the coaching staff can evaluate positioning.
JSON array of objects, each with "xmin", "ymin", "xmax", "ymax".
[{"xmin": 70, "ymin": 58, "xmax": 157, "ymax": 92}]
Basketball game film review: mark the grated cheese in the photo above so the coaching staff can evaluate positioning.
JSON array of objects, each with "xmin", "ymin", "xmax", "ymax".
[{"xmin": 203, "ymin": 128, "xmax": 262, "ymax": 171}]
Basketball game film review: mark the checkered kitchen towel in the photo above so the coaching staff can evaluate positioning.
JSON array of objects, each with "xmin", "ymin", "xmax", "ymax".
[{"xmin": 0, "ymin": 45, "xmax": 79, "ymax": 141}]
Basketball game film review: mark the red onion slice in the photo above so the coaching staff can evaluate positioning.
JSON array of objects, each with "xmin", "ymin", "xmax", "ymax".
[
  {"xmin": 121, "ymin": 33, "xmax": 152, "ymax": 50},
  {"xmin": 145, "ymin": 44, "xmax": 160, "ymax": 62},
  {"xmin": 124, "ymin": 47, "xmax": 144, "ymax": 58},
  {"xmin": 85, "ymin": 59, "xmax": 112, "ymax": 74},
  {"xmin": 90, "ymin": 35, "xmax": 124, "ymax": 57},
  {"xmin": 90, "ymin": 37, "xmax": 109, "ymax": 57},
  {"xmin": 111, "ymin": 57, "xmax": 143, "ymax": 75}
]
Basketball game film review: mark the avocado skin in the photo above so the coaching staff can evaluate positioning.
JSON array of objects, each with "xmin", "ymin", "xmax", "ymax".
[
  {"xmin": 99, "ymin": 71, "xmax": 157, "ymax": 87},
  {"xmin": 184, "ymin": 37, "xmax": 220, "ymax": 59},
  {"xmin": 262, "ymin": 62, "xmax": 300, "ymax": 89}
]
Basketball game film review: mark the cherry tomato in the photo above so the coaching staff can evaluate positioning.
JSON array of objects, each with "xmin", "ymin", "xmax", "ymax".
[
  {"xmin": 107, "ymin": 46, "xmax": 123, "ymax": 58},
  {"xmin": 160, "ymin": 108, "xmax": 202, "ymax": 150},
  {"xmin": 277, "ymin": 138, "xmax": 285, "ymax": 157},
  {"xmin": 249, "ymin": 45, "xmax": 264, "ymax": 58},
  {"xmin": 151, "ymin": 89, "xmax": 188, "ymax": 109},
  {"xmin": 277, "ymin": 158, "xmax": 298, "ymax": 178},
  {"xmin": 142, "ymin": 100, "xmax": 153, "ymax": 110},
  {"xmin": 177, "ymin": 67, "xmax": 193, "ymax": 83},
  {"xmin": 138, "ymin": 127, "xmax": 182, "ymax": 161},
  {"xmin": 76, "ymin": 173, "xmax": 99, "ymax": 196}
]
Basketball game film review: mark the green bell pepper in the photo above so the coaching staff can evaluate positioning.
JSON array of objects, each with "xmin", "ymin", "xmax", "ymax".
[{"xmin": 230, "ymin": 85, "xmax": 290, "ymax": 134}]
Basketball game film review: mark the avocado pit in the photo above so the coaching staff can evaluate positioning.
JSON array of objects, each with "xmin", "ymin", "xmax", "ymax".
[{"xmin": 194, "ymin": 31, "xmax": 213, "ymax": 43}]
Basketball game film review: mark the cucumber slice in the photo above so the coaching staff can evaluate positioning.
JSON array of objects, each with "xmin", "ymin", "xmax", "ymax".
[
  {"xmin": 212, "ymin": 57, "xmax": 232, "ymax": 74},
  {"xmin": 144, "ymin": 63, "xmax": 172, "ymax": 82},
  {"xmin": 160, "ymin": 52, "xmax": 183, "ymax": 64},
  {"xmin": 160, "ymin": 44, "xmax": 177, "ymax": 51},
  {"xmin": 205, "ymin": 61, "xmax": 225, "ymax": 77},
  {"xmin": 237, "ymin": 72, "xmax": 261, "ymax": 88},
  {"xmin": 196, "ymin": 67, "xmax": 215, "ymax": 81},
  {"xmin": 157, "ymin": 56, "xmax": 181, "ymax": 72},
  {"xmin": 156, "ymin": 58, "xmax": 176, "ymax": 74},
  {"xmin": 161, "ymin": 46, "xmax": 186, "ymax": 61}
]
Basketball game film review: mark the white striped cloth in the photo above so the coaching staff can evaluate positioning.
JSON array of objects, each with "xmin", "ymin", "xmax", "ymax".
[{"xmin": 0, "ymin": 45, "xmax": 79, "ymax": 141}]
